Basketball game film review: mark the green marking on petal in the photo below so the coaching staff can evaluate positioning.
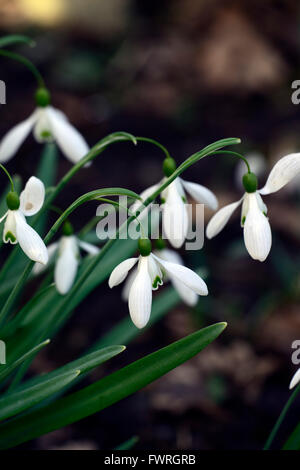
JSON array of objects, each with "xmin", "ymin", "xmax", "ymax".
[
  {"xmin": 160, "ymin": 197, "xmax": 166, "ymax": 204},
  {"xmin": 241, "ymin": 216, "xmax": 246, "ymax": 225},
  {"xmin": 5, "ymin": 231, "xmax": 16, "ymax": 243},
  {"xmin": 152, "ymin": 276, "xmax": 162, "ymax": 289},
  {"xmin": 263, "ymin": 211, "xmax": 267, "ymax": 217},
  {"xmin": 181, "ymin": 196, "xmax": 187, "ymax": 203},
  {"xmin": 41, "ymin": 130, "xmax": 52, "ymax": 139}
]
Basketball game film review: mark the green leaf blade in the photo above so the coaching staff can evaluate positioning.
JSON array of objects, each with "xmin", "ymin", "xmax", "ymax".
[
  {"xmin": 0, "ymin": 370, "xmax": 80, "ymax": 422},
  {"xmin": 0, "ymin": 322, "xmax": 226, "ymax": 448},
  {"xmin": 0, "ymin": 339, "xmax": 50, "ymax": 384}
]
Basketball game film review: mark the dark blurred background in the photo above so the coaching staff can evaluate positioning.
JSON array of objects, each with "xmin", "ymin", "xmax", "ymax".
[{"xmin": 0, "ymin": 0, "xmax": 300, "ymax": 450}]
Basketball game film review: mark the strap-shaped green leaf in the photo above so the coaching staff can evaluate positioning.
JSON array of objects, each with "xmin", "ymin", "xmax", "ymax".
[
  {"xmin": 0, "ymin": 322, "xmax": 226, "ymax": 449},
  {"xmin": 13, "ymin": 345, "xmax": 125, "ymax": 392},
  {"xmin": 0, "ymin": 370, "xmax": 80, "ymax": 422},
  {"xmin": 283, "ymin": 422, "xmax": 300, "ymax": 449}
]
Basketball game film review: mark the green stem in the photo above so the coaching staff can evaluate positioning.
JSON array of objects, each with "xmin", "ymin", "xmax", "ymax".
[
  {"xmin": 0, "ymin": 164, "xmax": 14, "ymax": 192},
  {"xmin": 264, "ymin": 383, "xmax": 300, "ymax": 449},
  {"xmin": 0, "ymin": 49, "xmax": 45, "ymax": 88},
  {"xmin": 213, "ymin": 150, "xmax": 251, "ymax": 173},
  {"xmin": 135, "ymin": 137, "xmax": 171, "ymax": 160}
]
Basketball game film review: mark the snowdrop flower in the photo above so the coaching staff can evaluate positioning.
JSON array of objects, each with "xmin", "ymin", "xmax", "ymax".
[
  {"xmin": 131, "ymin": 157, "xmax": 218, "ymax": 249},
  {"xmin": 289, "ymin": 369, "xmax": 300, "ymax": 390},
  {"xmin": 122, "ymin": 239, "xmax": 200, "ymax": 307},
  {"xmin": 207, "ymin": 153, "xmax": 300, "ymax": 261},
  {"xmin": 0, "ymin": 88, "xmax": 89, "ymax": 164},
  {"xmin": 34, "ymin": 221, "xmax": 100, "ymax": 295},
  {"xmin": 206, "ymin": 171, "xmax": 272, "ymax": 261},
  {"xmin": 1, "ymin": 176, "xmax": 48, "ymax": 264},
  {"xmin": 109, "ymin": 238, "xmax": 208, "ymax": 328}
]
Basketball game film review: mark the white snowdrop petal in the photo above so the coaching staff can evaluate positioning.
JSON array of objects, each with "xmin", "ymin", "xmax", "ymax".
[
  {"xmin": 55, "ymin": 237, "xmax": 79, "ymax": 294},
  {"xmin": 46, "ymin": 107, "xmax": 89, "ymax": 164},
  {"xmin": 15, "ymin": 211, "xmax": 48, "ymax": 264},
  {"xmin": 171, "ymin": 276, "xmax": 198, "ymax": 306},
  {"xmin": 33, "ymin": 242, "xmax": 58, "ymax": 275},
  {"xmin": 181, "ymin": 179, "xmax": 218, "ymax": 210},
  {"xmin": 108, "ymin": 257, "xmax": 138, "ymax": 288},
  {"xmin": 128, "ymin": 256, "xmax": 152, "ymax": 328},
  {"xmin": 154, "ymin": 248, "xmax": 183, "ymax": 265},
  {"xmin": 256, "ymin": 192, "xmax": 268, "ymax": 214},
  {"xmin": 121, "ymin": 267, "xmax": 137, "ymax": 302},
  {"xmin": 240, "ymin": 193, "xmax": 250, "ymax": 227},
  {"xmin": 162, "ymin": 180, "xmax": 188, "ymax": 248},
  {"xmin": 3, "ymin": 210, "xmax": 17, "ymax": 244},
  {"xmin": 206, "ymin": 198, "xmax": 243, "ymax": 239},
  {"xmin": 153, "ymin": 255, "xmax": 208, "ymax": 296},
  {"xmin": 289, "ymin": 369, "xmax": 300, "ymax": 390},
  {"xmin": 147, "ymin": 254, "xmax": 163, "ymax": 290},
  {"xmin": 78, "ymin": 240, "xmax": 100, "ymax": 255},
  {"xmin": 154, "ymin": 248, "xmax": 198, "ymax": 306},
  {"xmin": 20, "ymin": 176, "xmax": 45, "ymax": 216},
  {"xmin": 243, "ymin": 193, "xmax": 272, "ymax": 262},
  {"xmin": 260, "ymin": 153, "xmax": 300, "ymax": 195},
  {"xmin": 0, "ymin": 111, "xmax": 37, "ymax": 163},
  {"xmin": 33, "ymin": 108, "xmax": 53, "ymax": 143}
]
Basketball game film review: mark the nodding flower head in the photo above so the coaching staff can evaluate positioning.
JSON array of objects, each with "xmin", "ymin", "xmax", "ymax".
[
  {"xmin": 109, "ymin": 238, "xmax": 208, "ymax": 329},
  {"xmin": 207, "ymin": 152, "xmax": 300, "ymax": 262},
  {"xmin": 0, "ymin": 87, "xmax": 90, "ymax": 165},
  {"xmin": 1, "ymin": 176, "xmax": 48, "ymax": 264},
  {"xmin": 131, "ymin": 169, "xmax": 218, "ymax": 250}
]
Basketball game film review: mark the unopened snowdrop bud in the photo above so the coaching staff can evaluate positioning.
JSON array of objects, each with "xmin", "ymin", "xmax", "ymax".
[
  {"xmin": 163, "ymin": 157, "xmax": 177, "ymax": 177},
  {"xmin": 35, "ymin": 87, "xmax": 51, "ymax": 107},
  {"xmin": 6, "ymin": 191, "xmax": 20, "ymax": 210},
  {"xmin": 62, "ymin": 220, "xmax": 74, "ymax": 236},
  {"xmin": 242, "ymin": 172, "xmax": 258, "ymax": 193},
  {"xmin": 138, "ymin": 237, "xmax": 152, "ymax": 257}
]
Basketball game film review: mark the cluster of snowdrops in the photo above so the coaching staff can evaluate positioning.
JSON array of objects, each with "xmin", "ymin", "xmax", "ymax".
[{"xmin": 0, "ymin": 47, "xmax": 300, "ymax": 391}]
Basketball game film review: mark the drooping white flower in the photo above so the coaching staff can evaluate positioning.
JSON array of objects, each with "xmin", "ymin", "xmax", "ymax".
[
  {"xmin": 0, "ymin": 99, "xmax": 89, "ymax": 164},
  {"xmin": 289, "ymin": 369, "xmax": 300, "ymax": 390},
  {"xmin": 122, "ymin": 247, "xmax": 199, "ymax": 307},
  {"xmin": 34, "ymin": 232, "xmax": 100, "ymax": 295},
  {"xmin": 109, "ymin": 242, "xmax": 208, "ymax": 328},
  {"xmin": 132, "ymin": 177, "xmax": 218, "ymax": 249},
  {"xmin": 206, "ymin": 181, "xmax": 271, "ymax": 262},
  {"xmin": 1, "ymin": 176, "xmax": 48, "ymax": 264},
  {"xmin": 207, "ymin": 154, "xmax": 300, "ymax": 261}
]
